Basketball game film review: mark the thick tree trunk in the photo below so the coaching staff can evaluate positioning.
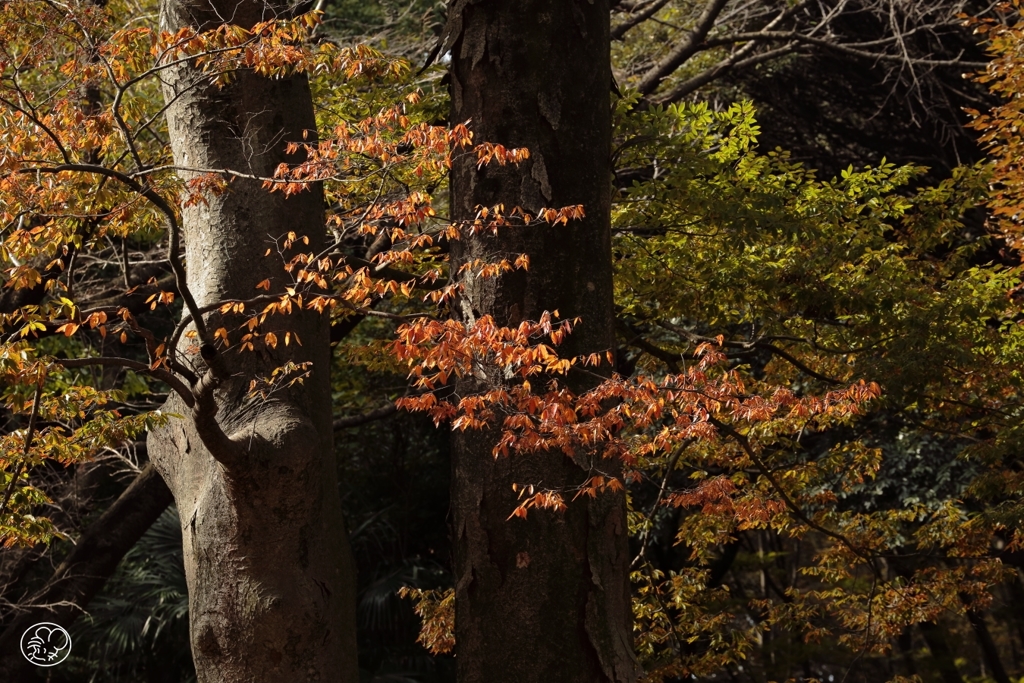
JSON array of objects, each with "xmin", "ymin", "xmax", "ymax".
[
  {"xmin": 149, "ymin": 2, "xmax": 357, "ymax": 682},
  {"xmin": 447, "ymin": 2, "xmax": 638, "ymax": 682}
]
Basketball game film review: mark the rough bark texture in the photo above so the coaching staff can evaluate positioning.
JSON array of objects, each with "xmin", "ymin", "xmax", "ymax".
[
  {"xmin": 0, "ymin": 463, "xmax": 172, "ymax": 680},
  {"xmin": 149, "ymin": 2, "xmax": 357, "ymax": 682},
  {"xmin": 448, "ymin": 2, "xmax": 639, "ymax": 682}
]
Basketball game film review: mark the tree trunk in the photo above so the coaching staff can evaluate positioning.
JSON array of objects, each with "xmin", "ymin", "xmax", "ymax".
[
  {"xmin": 919, "ymin": 620, "xmax": 965, "ymax": 683},
  {"xmin": 897, "ymin": 626, "xmax": 918, "ymax": 679},
  {"xmin": 962, "ymin": 596, "xmax": 1011, "ymax": 683},
  {"xmin": 447, "ymin": 1, "xmax": 638, "ymax": 682},
  {"xmin": 148, "ymin": 2, "xmax": 357, "ymax": 681},
  {"xmin": 1006, "ymin": 571, "xmax": 1024, "ymax": 671}
]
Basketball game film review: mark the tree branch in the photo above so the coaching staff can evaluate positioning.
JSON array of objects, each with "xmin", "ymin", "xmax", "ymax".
[
  {"xmin": 656, "ymin": 39, "xmax": 796, "ymax": 104},
  {"xmin": 190, "ymin": 346, "xmax": 244, "ymax": 467},
  {"xmin": 332, "ymin": 402, "xmax": 398, "ymax": 431},
  {"xmin": 756, "ymin": 342, "xmax": 842, "ymax": 386},
  {"xmin": 58, "ymin": 357, "xmax": 195, "ymax": 408},
  {"xmin": 14, "ymin": 164, "xmax": 211, "ymax": 346},
  {"xmin": 611, "ymin": 0, "xmax": 672, "ymax": 41},
  {"xmin": 616, "ymin": 319, "xmax": 681, "ymax": 373},
  {"xmin": 656, "ymin": 320, "xmax": 843, "ymax": 384},
  {"xmin": 711, "ymin": 417, "xmax": 875, "ymax": 569},
  {"xmin": 700, "ymin": 29, "xmax": 988, "ymax": 68},
  {"xmin": 636, "ymin": 0, "xmax": 731, "ymax": 96}
]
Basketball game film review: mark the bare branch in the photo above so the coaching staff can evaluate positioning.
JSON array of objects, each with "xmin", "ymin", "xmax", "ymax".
[
  {"xmin": 611, "ymin": 0, "xmax": 672, "ymax": 41},
  {"xmin": 636, "ymin": 0, "xmax": 731, "ymax": 95},
  {"xmin": 58, "ymin": 357, "xmax": 195, "ymax": 408},
  {"xmin": 701, "ymin": 29, "xmax": 988, "ymax": 68},
  {"xmin": 656, "ymin": 42, "xmax": 797, "ymax": 104},
  {"xmin": 624, "ymin": 0, "xmax": 988, "ymax": 109},
  {"xmin": 332, "ymin": 402, "xmax": 398, "ymax": 431}
]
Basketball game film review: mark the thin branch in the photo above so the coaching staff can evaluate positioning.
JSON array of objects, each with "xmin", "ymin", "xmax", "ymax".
[
  {"xmin": 756, "ymin": 342, "xmax": 843, "ymax": 385},
  {"xmin": 636, "ymin": 0, "xmax": 731, "ymax": 96},
  {"xmin": 12, "ymin": 164, "xmax": 210, "ymax": 346},
  {"xmin": 0, "ymin": 381, "xmax": 44, "ymax": 519},
  {"xmin": 611, "ymin": 0, "xmax": 672, "ymax": 41},
  {"xmin": 58, "ymin": 357, "xmax": 194, "ymax": 408},
  {"xmin": 0, "ymin": 96, "xmax": 72, "ymax": 164},
  {"xmin": 343, "ymin": 253, "xmax": 448, "ymax": 291},
  {"xmin": 711, "ymin": 417, "xmax": 876, "ymax": 572},
  {"xmin": 656, "ymin": 320, "xmax": 843, "ymax": 383},
  {"xmin": 333, "ymin": 402, "xmax": 398, "ymax": 431},
  {"xmin": 701, "ymin": 29, "xmax": 988, "ymax": 68},
  {"xmin": 656, "ymin": 40, "xmax": 797, "ymax": 104},
  {"xmin": 631, "ymin": 438, "xmax": 693, "ymax": 567},
  {"xmin": 617, "ymin": 318, "xmax": 681, "ymax": 373}
]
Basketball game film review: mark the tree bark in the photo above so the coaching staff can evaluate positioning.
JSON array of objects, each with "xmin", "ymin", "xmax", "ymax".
[
  {"xmin": 447, "ymin": 1, "xmax": 638, "ymax": 682},
  {"xmin": 149, "ymin": 2, "xmax": 357, "ymax": 681}
]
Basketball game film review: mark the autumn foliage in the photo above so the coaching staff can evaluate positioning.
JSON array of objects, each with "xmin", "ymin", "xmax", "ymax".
[{"xmin": 3, "ymin": 0, "xmax": 1024, "ymax": 681}]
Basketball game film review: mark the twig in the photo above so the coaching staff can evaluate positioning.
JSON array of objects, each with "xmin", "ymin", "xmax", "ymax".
[
  {"xmin": 631, "ymin": 438, "xmax": 693, "ymax": 567},
  {"xmin": 0, "ymin": 381, "xmax": 45, "ymax": 519},
  {"xmin": 58, "ymin": 357, "xmax": 194, "ymax": 408},
  {"xmin": 711, "ymin": 417, "xmax": 878, "ymax": 575},
  {"xmin": 333, "ymin": 402, "xmax": 399, "ymax": 431}
]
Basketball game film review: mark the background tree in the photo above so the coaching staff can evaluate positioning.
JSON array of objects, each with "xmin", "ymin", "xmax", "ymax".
[
  {"xmin": 442, "ymin": 1, "xmax": 638, "ymax": 682},
  {"xmin": 609, "ymin": 96, "xmax": 1017, "ymax": 681}
]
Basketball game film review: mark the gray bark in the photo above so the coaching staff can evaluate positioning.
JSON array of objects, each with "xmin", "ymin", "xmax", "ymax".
[
  {"xmin": 447, "ymin": 1, "xmax": 639, "ymax": 682},
  {"xmin": 149, "ymin": 2, "xmax": 357, "ymax": 681}
]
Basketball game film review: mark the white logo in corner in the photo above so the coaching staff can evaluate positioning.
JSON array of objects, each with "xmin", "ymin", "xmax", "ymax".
[{"xmin": 20, "ymin": 622, "xmax": 72, "ymax": 667}]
